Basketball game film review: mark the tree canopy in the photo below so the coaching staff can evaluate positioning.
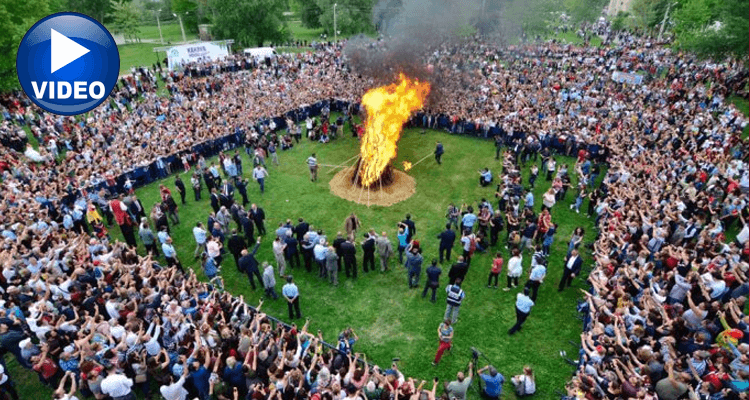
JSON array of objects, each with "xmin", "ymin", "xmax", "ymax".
[
  {"xmin": 210, "ymin": 0, "xmax": 290, "ymax": 47},
  {"xmin": 0, "ymin": 0, "xmax": 53, "ymax": 91},
  {"xmin": 316, "ymin": 0, "xmax": 375, "ymax": 37},
  {"xmin": 107, "ymin": 0, "xmax": 140, "ymax": 42},
  {"xmin": 672, "ymin": 0, "xmax": 749, "ymax": 61}
]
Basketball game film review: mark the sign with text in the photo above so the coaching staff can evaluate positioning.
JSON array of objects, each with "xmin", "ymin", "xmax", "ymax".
[
  {"xmin": 167, "ymin": 42, "xmax": 229, "ymax": 70},
  {"xmin": 611, "ymin": 71, "xmax": 644, "ymax": 85}
]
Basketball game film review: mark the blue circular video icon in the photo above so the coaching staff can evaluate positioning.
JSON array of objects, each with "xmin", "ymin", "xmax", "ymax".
[{"xmin": 16, "ymin": 12, "xmax": 120, "ymax": 116}]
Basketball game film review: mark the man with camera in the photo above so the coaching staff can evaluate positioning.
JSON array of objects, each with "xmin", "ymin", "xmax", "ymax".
[
  {"xmin": 444, "ymin": 362, "xmax": 473, "ymax": 400},
  {"xmin": 477, "ymin": 364, "xmax": 505, "ymax": 400}
]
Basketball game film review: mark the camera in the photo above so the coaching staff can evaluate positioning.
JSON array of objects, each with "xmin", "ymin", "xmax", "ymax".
[{"xmin": 471, "ymin": 347, "xmax": 480, "ymax": 361}]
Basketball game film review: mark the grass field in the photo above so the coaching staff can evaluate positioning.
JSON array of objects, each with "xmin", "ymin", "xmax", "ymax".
[
  {"xmin": 728, "ymin": 95, "xmax": 750, "ymax": 139},
  {"xmin": 137, "ymin": 22, "xmax": 199, "ymax": 44},
  {"xmin": 289, "ymin": 20, "xmax": 327, "ymax": 43},
  {"xmin": 9, "ymin": 123, "xmax": 600, "ymax": 399},
  {"xmin": 117, "ymin": 43, "xmax": 164, "ymax": 74}
]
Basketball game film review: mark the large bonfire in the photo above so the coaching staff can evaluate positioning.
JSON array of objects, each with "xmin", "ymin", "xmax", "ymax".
[
  {"xmin": 330, "ymin": 73, "xmax": 430, "ymax": 206},
  {"xmin": 354, "ymin": 73, "xmax": 430, "ymax": 188}
]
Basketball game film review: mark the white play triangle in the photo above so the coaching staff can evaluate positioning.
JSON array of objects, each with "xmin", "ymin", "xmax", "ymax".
[{"xmin": 50, "ymin": 28, "xmax": 90, "ymax": 74}]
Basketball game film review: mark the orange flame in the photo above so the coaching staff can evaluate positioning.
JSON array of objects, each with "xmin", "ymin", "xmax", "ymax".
[
  {"xmin": 402, "ymin": 161, "xmax": 413, "ymax": 171},
  {"xmin": 358, "ymin": 73, "xmax": 430, "ymax": 187}
]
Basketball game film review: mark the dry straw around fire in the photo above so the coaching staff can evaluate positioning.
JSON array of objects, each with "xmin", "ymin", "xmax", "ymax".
[{"xmin": 329, "ymin": 166, "xmax": 416, "ymax": 207}]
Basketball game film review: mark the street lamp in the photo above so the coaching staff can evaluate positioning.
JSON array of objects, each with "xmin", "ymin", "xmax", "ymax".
[
  {"xmin": 333, "ymin": 3, "xmax": 338, "ymax": 43},
  {"xmin": 156, "ymin": 9, "xmax": 164, "ymax": 44},
  {"xmin": 173, "ymin": 12, "xmax": 188, "ymax": 43}
]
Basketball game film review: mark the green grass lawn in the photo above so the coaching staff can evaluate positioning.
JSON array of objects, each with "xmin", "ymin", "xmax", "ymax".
[
  {"xmin": 728, "ymin": 95, "xmax": 750, "ymax": 139},
  {"xmin": 138, "ymin": 22, "xmax": 199, "ymax": 44},
  {"xmin": 289, "ymin": 20, "xmax": 327, "ymax": 43},
  {"xmin": 117, "ymin": 43, "xmax": 164, "ymax": 75},
  {"xmin": 10, "ymin": 125, "xmax": 599, "ymax": 400}
]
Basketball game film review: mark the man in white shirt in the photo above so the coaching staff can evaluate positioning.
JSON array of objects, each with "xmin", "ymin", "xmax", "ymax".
[
  {"xmin": 100, "ymin": 365, "xmax": 135, "ymax": 400},
  {"xmin": 160, "ymin": 367, "xmax": 189, "ymax": 400},
  {"xmin": 252, "ymin": 164, "xmax": 269, "ymax": 193}
]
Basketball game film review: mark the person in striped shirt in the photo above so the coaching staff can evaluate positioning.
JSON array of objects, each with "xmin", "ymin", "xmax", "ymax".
[{"xmin": 306, "ymin": 153, "xmax": 318, "ymax": 181}]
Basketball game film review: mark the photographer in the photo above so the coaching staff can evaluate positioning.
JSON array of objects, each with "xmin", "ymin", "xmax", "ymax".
[
  {"xmin": 477, "ymin": 365, "xmax": 504, "ymax": 400},
  {"xmin": 444, "ymin": 362, "xmax": 473, "ymax": 400}
]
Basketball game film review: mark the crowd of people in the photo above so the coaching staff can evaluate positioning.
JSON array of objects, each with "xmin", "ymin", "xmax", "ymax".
[{"xmin": 0, "ymin": 16, "xmax": 748, "ymax": 400}]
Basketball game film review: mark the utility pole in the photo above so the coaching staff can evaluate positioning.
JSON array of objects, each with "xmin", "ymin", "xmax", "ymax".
[
  {"xmin": 174, "ymin": 13, "xmax": 187, "ymax": 43},
  {"xmin": 156, "ymin": 9, "xmax": 164, "ymax": 44},
  {"xmin": 658, "ymin": 2, "xmax": 677, "ymax": 42},
  {"xmin": 333, "ymin": 3, "xmax": 338, "ymax": 43}
]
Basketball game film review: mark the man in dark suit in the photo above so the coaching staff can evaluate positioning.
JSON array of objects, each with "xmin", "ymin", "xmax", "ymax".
[
  {"xmin": 240, "ymin": 209, "xmax": 255, "ymax": 244},
  {"xmin": 447, "ymin": 256, "xmax": 469, "ymax": 285},
  {"xmin": 436, "ymin": 224, "xmax": 456, "ymax": 263},
  {"xmin": 236, "ymin": 178, "xmax": 249, "ymax": 206},
  {"xmin": 294, "ymin": 218, "xmax": 309, "ymax": 253},
  {"xmin": 434, "ymin": 141, "xmax": 444, "ymax": 164},
  {"xmin": 284, "ymin": 231, "xmax": 300, "ymax": 270},
  {"xmin": 558, "ymin": 249, "xmax": 583, "ymax": 291},
  {"xmin": 239, "ymin": 237, "xmax": 263, "ymax": 289},
  {"xmin": 203, "ymin": 168, "xmax": 215, "ymax": 193},
  {"xmin": 174, "ymin": 176, "xmax": 187, "ymax": 204},
  {"xmin": 220, "ymin": 181, "xmax": 234, "ymax": 208},
  {"xmin": 210, "ymin": 188, "xmax": 220, "ymax": 213},
  {"xmin": 227, "ymin": 229, "xmax": 246, "ymax": 271},
  {"xmin": 340, "ymin": 238, "xmax": 357, "ymax": 278},
  {"xmin": 361, "ymin": 233, "xmax": 375, "ymax": 273},
  {"xmin": 402, "ymin": 214, "xmax": 416, "ymax": 243},
  {"xmin": 332, "ymin": 232, "xmax": 346, "ymax": 272},
  {"xmin": 230, "ymin": 203, "xmax": 242, "ymax": 233},
  {"xmin": 129, "ymin": 194, "xmax": 147, "ymax": 220},
  {"xmin": 250, "ymin": 204, "xmax": 266, "ymax": 235}
]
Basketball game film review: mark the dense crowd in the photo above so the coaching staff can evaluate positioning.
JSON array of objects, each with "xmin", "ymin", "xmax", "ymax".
[{"xmin": 0, "ymin": 18, "xmax": 748, "ymax": 400}]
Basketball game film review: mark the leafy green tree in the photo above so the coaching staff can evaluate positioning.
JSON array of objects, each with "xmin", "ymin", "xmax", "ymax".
[
  {"xmin": 108, "ymin": 0, "xmax": 141, "ymax": 42},
  {"xmin": 672, "ymin": 0, "xmax": 749, "ymax": 60},
  {"xmin": 299, "ymin": 0, "xmax": 323, "ymax": 29},
  {"xmin": 564, "ymin": 0, "xmax": 608, "ymax": 24},
  {"xmin": 316, "ymin": 0, "xmax": 374, "ymax": 37},
  {"xmin": 628, "ymin": 0, "xmax": 661, "ymax": 31},
  {"xmin": 210, "ymin": 0, "xmax": 290, "ymax": 47},
  {"xmin": 0, "ymin": 0, "xmax": 52, "ymax": 90},
  {"xmin": 67, "ymin": 0, "xmax": 111, "ymax": 23},
  {"xmin": 503, "ymin": 0, "xmax": 563, "ymax": 39},
  {"xmin": 610, "ymin": 11, "xmax": 629, "ymax": 31},
  {"xmin": 172, "ymin": 0, "xmax": 203, "ymax": 34}
]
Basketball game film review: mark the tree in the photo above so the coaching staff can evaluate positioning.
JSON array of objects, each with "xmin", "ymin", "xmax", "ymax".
[
  {"xmin": 67, "ymin": 0, "xmax": 111, "ymax": 24},
  {"xmin": 0, "ymin": 0, "xmax": 52, "ymax": 91},
  {"xmin": 628, "ymin": 0, "xmax": 662, "ymax": 32},
  {"xmin": 108, "ymin": 0, "xmax": 141, "ymax": 42},
  {"xmin": 210, "ymin": 0, "xmax": 290, "ymax": 47},
  {"xmin": 564, "ymin": 0, "xmax": 608, "ymax": 24},
  {"xmin": 503, "ymin": 0, "xmax": 563, "ymax": 39},
  {"xmin": 299, "ymin": 0, "xmax": 323, "ymax": 29},
  {"xmin": 316, "ymin": 0, "xmax": 375, "ymax": 37},
  {"xmin": 672, "ymin": 0, "xmax": 749, "ymax": 60},
  {"xmin": 173, "ymin": 0, "xmax": 207, "ymax": 34},
  {"xmin": 610, "ymin": 11, "xmax": 629, "ymax": 31}
]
